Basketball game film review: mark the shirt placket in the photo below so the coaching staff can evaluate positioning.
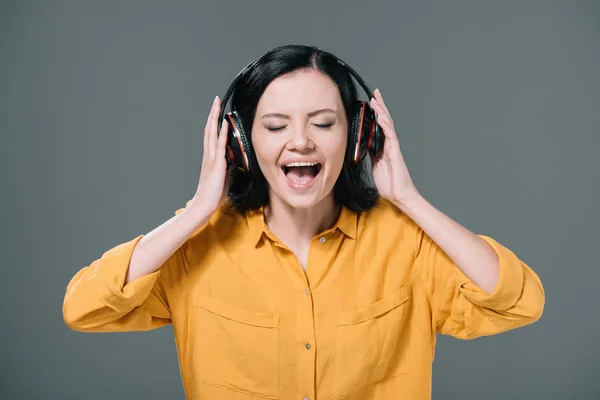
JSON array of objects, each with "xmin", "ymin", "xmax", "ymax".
[{"xmin": 296, "ymin": 232, "xmax": 339, "ymax": 400}]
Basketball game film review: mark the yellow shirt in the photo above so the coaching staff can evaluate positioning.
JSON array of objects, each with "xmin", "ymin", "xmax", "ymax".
[{"xmin": 63, "ymin": 197, "xmax": 545, "ymax": 400}]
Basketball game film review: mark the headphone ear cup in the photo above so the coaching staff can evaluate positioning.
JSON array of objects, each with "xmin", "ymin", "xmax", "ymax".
[
  {"xmin": 347, "ymin": 101, "xmax": 363, "ymax": 163},
  {"xmin": 369, "ymin": 111, "xmax": 384, "ymax": 159},
  {"xmin": 225, "ymin": 111, "xmax": 255, "ymax": 172},
  {"xmin": 347, "ymin": 101, "xmax": 374, "ymax": 163}
]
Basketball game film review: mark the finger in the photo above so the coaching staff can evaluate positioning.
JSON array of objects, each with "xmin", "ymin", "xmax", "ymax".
[
  {"xmin": 200, "ymin": 149, "xmax": 206, "ymax": 183},
  {"xmin": 373, "ymin": 89, "xmax": 394, "ymax": 128},
  {"xmin": 371, "ymin": 97, "xmax": 393, "ymax": 123},
  {"xmin": 371, "ymin": 100, "xmax": 398, "ymax": 143},
  {"xmin": 216, "ymin": 118, "xmax": 229, "ymax": 161},
  {"xmin": 371, "ymin": 98, "xmax": 394, "ymax": 130},
  {"xmin": 374, "ymin": 88, "xmax": 391, "ymax": 116},
  {"xmin": 204, "ymin": 96, "xmax": 218, "ymax": 151},
  {"xmin": 377, "ymin": 116, "xmax": 397, "ymax": 141},
  {"xmin": 207, "ymin": 96, "xmax": 221, "ymax": 161},
  {"xmin": 220, "ymin": 166, "xmax": 233, "ymax": 203},
  {"xmin": 200, "ymin": 98, "xmax": 219, "ymax": 183}
]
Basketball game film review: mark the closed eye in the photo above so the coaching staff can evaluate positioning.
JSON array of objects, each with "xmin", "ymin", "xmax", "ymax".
[
  {"xmin": 315, "ymin": 122, "xmax": 335, "ymax": 129},
  {"xmin": 265, "ymin": 122, "xmax": 334, "ymax": 132},
  {"xmin": 265, "ymin": 125, "xmax": 286, "ymax": 132}
]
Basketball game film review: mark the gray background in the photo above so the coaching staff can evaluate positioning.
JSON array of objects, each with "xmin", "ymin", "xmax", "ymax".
[{"xmin": 2, "ymin": 0, "xmax": 599, "ymax": 398}]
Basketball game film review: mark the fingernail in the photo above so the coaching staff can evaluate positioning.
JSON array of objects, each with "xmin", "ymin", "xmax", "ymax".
[
  {"xmin": 375, "ymin": 88, "xmax": 381, "ymax": 95},
  {"xmin": 213, "ymin": 96, "xmax": 219, "ymax": 106}
]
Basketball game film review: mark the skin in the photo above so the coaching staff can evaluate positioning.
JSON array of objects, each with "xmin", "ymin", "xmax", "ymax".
[
  {"xmin": 248, "ymin": 67, "xmax": 500, "ymax": 292},
  {"xmin": 369, "ymin": 90, "xmax": 500, "ymax": 293},
  {"xmin": 192, "ymin": 66, "xmax": 500, "ymax": 293},
  {"xmin": 251, "ymin": 68, "xmax": 347, "ymax": 265}
]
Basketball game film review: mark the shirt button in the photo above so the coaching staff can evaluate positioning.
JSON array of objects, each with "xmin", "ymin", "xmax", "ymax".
[
  {"xmin": 305, "ymin": 343, "xmax": 311, "ymax": 350},
  {"xmin": 319, "ymin": 236, "xmax": 326, "ymax": 244},
  {"xmin": 304, "ymin": 289, "xmax": 309, "ymax": 296},
  {"xmin": 304, "ymin": 397, "xmax": 310, "ymax": 400}
]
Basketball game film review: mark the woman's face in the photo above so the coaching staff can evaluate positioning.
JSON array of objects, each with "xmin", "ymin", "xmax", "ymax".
[{"xmin": 251, "ymin": 68, "xmax": 348, "ymax": 210}]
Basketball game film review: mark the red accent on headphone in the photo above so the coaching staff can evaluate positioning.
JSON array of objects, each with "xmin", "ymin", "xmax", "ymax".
[
  {"xmin": 367, "ymin": 119, "xmax": 375, "ymax": 150},
  {"xmin": 227, "ymin": 114, "xmax": 250, "ymax": 171},
  {"xmin": 226, "ymin": 144, "xmax": 235, "ymax": 164},
  {"xmin": 353, "ymin": 104, "xmax": 366, "ymax": 163}
]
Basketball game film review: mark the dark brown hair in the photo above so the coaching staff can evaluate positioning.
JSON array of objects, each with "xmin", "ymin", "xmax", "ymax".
[{"xmin": 227, "ymin": 44, "xmax": 378, "ymax": 213}]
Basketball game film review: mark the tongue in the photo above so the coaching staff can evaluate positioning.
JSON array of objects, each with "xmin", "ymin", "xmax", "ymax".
[{"xmin": 286, "ymin": 166, "xmax": 316, "ymax": 185}]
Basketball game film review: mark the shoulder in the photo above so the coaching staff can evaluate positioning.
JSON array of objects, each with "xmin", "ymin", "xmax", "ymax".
[
  {"xmin": 357, "ymin": 196, "xmax": 420, "ymax": 244},
  {"xmin": 209, "ymin": 201, "xmax": 249, "ymax": 236},
  {"xmin": 359, "ymin": 196, "xmax": 412, "ymax": 227},
  {"xmin": 174, "ymin": 199, "xmax": 249, "ymax": 245}
]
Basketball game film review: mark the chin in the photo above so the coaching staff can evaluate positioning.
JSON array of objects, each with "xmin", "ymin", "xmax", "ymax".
[{"xmin": 278, "ymin": 191, "xmax": 328, "ymax": 209}]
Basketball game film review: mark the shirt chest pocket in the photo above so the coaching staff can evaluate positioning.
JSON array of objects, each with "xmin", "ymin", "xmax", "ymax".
[
  {"xmin": 194, "ymin": 294, "xmax": 279, "ymax": 399},
  {"xmin": 332, "ymin": 285, "xmax": 412, "ymax": 399}
]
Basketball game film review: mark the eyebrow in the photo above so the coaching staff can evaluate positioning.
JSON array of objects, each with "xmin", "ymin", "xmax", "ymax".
[{"xmin": 260, "ymin": 108, "xmax": 337, "ymax": 120}]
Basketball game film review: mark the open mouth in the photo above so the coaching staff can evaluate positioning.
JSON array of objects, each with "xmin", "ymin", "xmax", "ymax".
[{"xmin": 281, "ymin": 161, "xmax": 322, "ymax": 189}]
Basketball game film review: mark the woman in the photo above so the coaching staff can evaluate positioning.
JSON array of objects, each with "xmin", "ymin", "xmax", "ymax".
[{"xmin": 63, "ymin": 44, "xmax": 545, "ymax": 400}]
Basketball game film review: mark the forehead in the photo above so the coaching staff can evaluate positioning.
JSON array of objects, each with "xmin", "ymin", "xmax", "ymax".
[{"xmin": 256, "ymin": 69, "xmax": 343, "ymax": 113}]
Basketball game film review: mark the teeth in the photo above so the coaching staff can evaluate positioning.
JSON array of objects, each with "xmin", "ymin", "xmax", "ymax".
[{"xmin": 285, "ymin": 161, "xmax": 319, "ymax": 167}]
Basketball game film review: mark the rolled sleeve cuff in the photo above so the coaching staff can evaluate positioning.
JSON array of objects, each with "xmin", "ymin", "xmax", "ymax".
[
  {"xmin": 457, "ymin": 235, "xmax": 524, "ymax": 311},
  {"xmin": 98, "ymin": 234, "xmax": 161, "ymax": 310}
]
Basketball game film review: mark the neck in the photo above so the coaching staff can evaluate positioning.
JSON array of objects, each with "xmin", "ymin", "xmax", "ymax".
[{"xmin": 264, "ymin": 192, "xmax": 340, "ymax": 247}]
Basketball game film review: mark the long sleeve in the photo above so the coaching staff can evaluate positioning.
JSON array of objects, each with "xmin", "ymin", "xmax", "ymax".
[
  {"xmin": 414, "ymin": 229, "xmax": 545, "ymax": 339},
  {"xmin": 62, "ymin": 233, "xmax": 189, "ymax": 333}
]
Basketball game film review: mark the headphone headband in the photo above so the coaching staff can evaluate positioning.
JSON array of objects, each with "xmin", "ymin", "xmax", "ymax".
[{"xmin": 217, "ymin": 46, "xmax": 375, "ymax": 133}]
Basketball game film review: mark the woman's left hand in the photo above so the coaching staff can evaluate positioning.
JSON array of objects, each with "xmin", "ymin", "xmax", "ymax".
[{"xmin": 370, "ymin": 89, "xmax": 421, "ymax": 209}]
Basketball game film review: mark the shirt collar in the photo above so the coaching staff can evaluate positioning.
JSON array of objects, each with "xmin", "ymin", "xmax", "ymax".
[
  {"xmin": 246, "ymin": 205, "xmax": 358, "ymax": 247},
  {"xmin": 334, "ymin": 205, "xmax": 358, "ymax": 240}
]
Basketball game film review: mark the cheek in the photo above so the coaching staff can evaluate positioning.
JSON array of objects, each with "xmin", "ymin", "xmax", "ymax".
[
  {"xmin": 325, "ymin": 131, "xmax": 348, "ymax": 168},
  {"xmin": 251, "ymin": 134, "xmax": 279, "ymax": 174}
]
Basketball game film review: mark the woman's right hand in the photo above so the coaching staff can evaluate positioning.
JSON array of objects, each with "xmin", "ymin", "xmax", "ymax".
[{"xmin": 191, "ymin": 96, "xmax": 231, "ymax": 216}]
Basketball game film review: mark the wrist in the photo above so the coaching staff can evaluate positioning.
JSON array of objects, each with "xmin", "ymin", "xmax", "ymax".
[
  {"xmin": 186, "ymin": 196, "xmax": 216, "ymax": 223},
  {"xmin": 393, "ymin": 190, "xmax": 424, "ymax": 213}
]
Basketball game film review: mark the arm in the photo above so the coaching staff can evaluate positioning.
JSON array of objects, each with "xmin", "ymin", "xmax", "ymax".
[
  {"xmin": 126, "ymin": 200, "xmax": 212, "ymax": 284},
  {"xmin": 62, "ymin": 200, "xmax": 211, "ymax": 332},
  {"xmin": 63, "ymin": 96, "xmax": 232, "ymax": 333},
  {"xmin": 400, "ymin": 194, "xmax": 545, "ymax": 339},
  {"xmin": 367, "ymin": 89, "xmax": 544, "ymax": 338},
  {"xmin": 401, "ymin": 194, "xmax": 500, "ymax": 294}
]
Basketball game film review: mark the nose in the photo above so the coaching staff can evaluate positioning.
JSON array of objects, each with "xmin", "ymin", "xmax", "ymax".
[{"xmin": 286, "ymin": 124, "xmax": 315, "ymax": 151}]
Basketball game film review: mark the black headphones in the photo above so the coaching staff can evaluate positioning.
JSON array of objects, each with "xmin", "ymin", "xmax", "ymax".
[{"xmin": 217, "ymin": 45, "xmax": 384, "ymax": 173}]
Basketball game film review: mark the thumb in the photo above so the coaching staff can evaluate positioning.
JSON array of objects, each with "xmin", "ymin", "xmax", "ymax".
[{"xmin": 221, "ymin": 166, "xmax": 233, "ymax": 202}]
